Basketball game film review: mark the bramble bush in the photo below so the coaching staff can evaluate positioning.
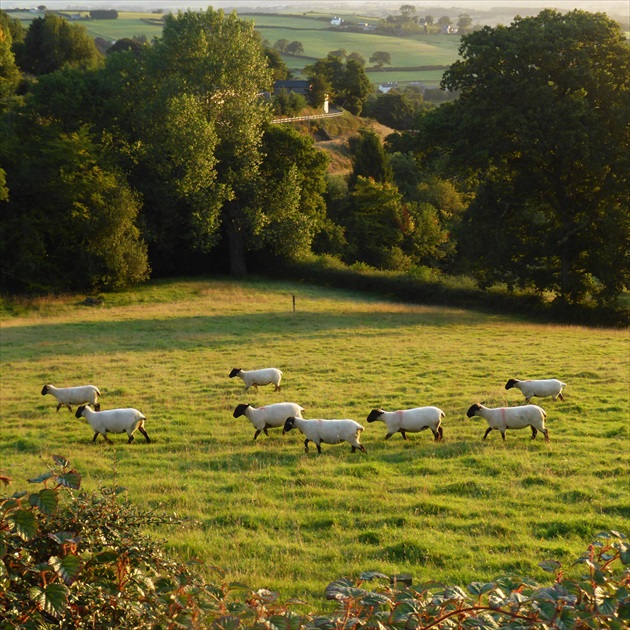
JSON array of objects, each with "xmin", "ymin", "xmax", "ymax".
[{"xmin": 1, "ymin": 457, "xmax": 628, "ymax": 628}]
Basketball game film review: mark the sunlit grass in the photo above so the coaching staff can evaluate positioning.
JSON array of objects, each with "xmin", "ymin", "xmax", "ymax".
[{"xmin": 1, "ymin": 277, "xmax": 628, "ymax": 604}]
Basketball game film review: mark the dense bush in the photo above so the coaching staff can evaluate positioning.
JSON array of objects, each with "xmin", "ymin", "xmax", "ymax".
[{"xmin": 2, "ymin": 457, "xmax": 630, "ymax": 628}]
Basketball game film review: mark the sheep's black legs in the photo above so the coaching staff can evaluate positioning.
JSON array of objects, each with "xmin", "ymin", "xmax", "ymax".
[
  {"xmin": 92, "ymin": 432, "xmax": 99, "ymax": 442},
  {"xmin": 128, "ymin": 434, "xmax": 135, "ymax": 444},
  {"xmin": 384, "ymin": 432, "xmax": 394, "ymax": 440},
  {"xmin": 56, "ymin": 403, "xmax": 62, "ymax": 412},
  {"xmin": 543, "ymin": 429, "xmax": 550, "ymax": 442},
  {"xmin": 253, "ymin": 429, "xmax": 261, "ymax": 440},
  {"xmin": 530, "ymin": 427, "xmax": 538, "ymax": 440},
  {"xmin": 139, "ymin": 427, "xmax": 151, "ymax": 443},
  {"xmin": 400, "ymin": 430, "xmax": 407, "ymax": 440},
  {"xmin": 304, "ymin": 438, "xmax": 310, "ymax": 453},
  {"xmin": 483, "ymin": 427, "xmax": 492, "ymax": 440},
  {"xmin": 315, "ymin": 442, "xmax": 322, "ymax": 454}
]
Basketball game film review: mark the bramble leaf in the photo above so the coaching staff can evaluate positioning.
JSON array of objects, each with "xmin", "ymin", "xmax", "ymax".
[
  {"xmin": 49, "ymin": 553, "xmax": 82, "ymax": 585},
  {"xmin": 52, "ymin": 455, "xmax": 70, "ymax": 467},
  {"xmin": 538, "ymin": 559, "xmax": 561, "ymax": 573},
  {"xmin": 29, "ymin": 488, "xmax": 59, "ymax": 515},
  {"xmin": 57, "ymin": 471, "xmax": 81, "ymax": 489},
  {"xmin": 9, "ymin": 509, "xmax": 38, "ymax": 540},
  {"xmin": 30, "ymin": 583, "xmax": 69, "ymax": 617}
]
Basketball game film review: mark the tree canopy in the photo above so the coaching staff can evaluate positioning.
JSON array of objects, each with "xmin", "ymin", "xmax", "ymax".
[{"xmin": 419, "ymin": 9, "xmax": 630, "ymax": 305}]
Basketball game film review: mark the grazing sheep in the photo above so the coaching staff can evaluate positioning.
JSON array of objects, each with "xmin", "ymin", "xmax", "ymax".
[
  {"xmin": 466, "ymin": 403, "xmax": 549, "ymax": 442},
  {"xmin": 229, "ymin": 368, "xmax": 282, "ymax": 392},
  {"xmin": 41, "ymin": 384, "xmax": 101, "ymax": 412},
  {"xmin": 75, "ymin": 404, "xmax": 150, "ymax": 444},
  {"xmin": 233, "ymin": 402, "xmax": 305, "ymax": 440},
  {"xmin": 367, "ymin": 407, "xmax": 444, "ymax": 442},
  {"xmin": 283, "ymin": 416, "xmax": 366, "ymax": 454},
  {"xmin": 505, "ymin": 378, "xmax": 566, "ymax": 402}
]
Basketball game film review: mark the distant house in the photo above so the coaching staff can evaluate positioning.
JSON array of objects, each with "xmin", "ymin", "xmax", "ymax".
[
  {"xmin": 273, "ymin": 80, "xmax": 310, "ymax": 95},
  {"xmin": 330, "ymin": 17, "xmax": 343, "ymax": 26},
  {"xmin": 378, "ymin": 82, "xmax": 399, "ymax": 94}
]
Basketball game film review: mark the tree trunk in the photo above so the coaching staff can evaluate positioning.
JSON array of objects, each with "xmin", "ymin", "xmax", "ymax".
[{"xmin": 228, "ymin": 221, "xmax": 247, "ymax": 276}]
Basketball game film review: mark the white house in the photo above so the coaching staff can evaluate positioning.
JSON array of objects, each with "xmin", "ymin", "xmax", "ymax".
[{"xmin": 331, "ymin": 17, "xmax": 343, "ymax": 26}]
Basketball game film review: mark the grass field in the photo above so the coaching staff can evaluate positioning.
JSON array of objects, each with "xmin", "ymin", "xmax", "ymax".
[{"xmin": 1, "ymin": 277, "xmax": 628, "ymax": 606}]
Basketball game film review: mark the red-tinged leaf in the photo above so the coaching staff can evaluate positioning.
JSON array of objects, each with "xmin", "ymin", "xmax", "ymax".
[
  {"xmin": 49, "ymin": 554, "xmax": 82, "ymax": 585},
  {"xmin": 57, "ymin": 471, "xmax": 81, "ymax": 490},
  {"xmin": 52, "ymin": 455, "xmax": 70, "ymax": 467},
  {"xmin": 0, "ymin": 475, "xmax": 11, "ymax": 486},
  {"xmin": 29, "ymin": 488, "xmax": 59, "ymax": 515},
  {"xmin": 30, "ymin": 583, "xmax": 68, "ymax": 617},
  {"xmin": 8, "ymin": 509, "xmax": 38, "ymax": 540}
]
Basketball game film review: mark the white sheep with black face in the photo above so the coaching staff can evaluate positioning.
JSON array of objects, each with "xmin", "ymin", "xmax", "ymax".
[
  {"xmin": 505, "ymin": 378, "xmax": 566, "ymax": 403},
  {"xmin": 283, "ymin": 416, "xmax": 366, "ymax": 454},
  {"xmin": 466, "ymin": 403, "xmax": 549, "ymax": 442},
  {"xmin": 229, "ymin": 368, "xmax": 282, "ymax": 392},
  {"xmin": 233, "ymin": 402, "xmax": 304, "ymax": 440},
  {"xmin": 41, "ymin": 384, "xmax": 101, "ymax": 412},
  {"xmin": 75, "ymin": 404, "xmax": 150, "ymax": 444},
  {"xmin": 367, "ymin": 407, "xmax": 444, "ymax": 442}
]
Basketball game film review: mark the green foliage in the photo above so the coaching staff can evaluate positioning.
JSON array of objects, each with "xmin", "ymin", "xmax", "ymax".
[
  {"xmin": 19, "ymin": 13, "xmax": 102, "ymax": 75},
  {"xmin": 272, "ymin": 88, "xmax": 306, "ymax": 116},
  {"xmin": 348, "ymin": 130, "xmax": 393, "ymax": 190},
  {"xmin": 2, "ymin": 458, "xmax": 628, "ymax": 628},
  {"xmin": 420, "ymin": 9, "xmax": 630, "ymax": 307},
  {"xmin": 0, "ymin": 16, "xmax": 21, "ymax": 103},
  {"xmin": 0, "ymin": 456, "xmax": 213, "ymax": 628}
]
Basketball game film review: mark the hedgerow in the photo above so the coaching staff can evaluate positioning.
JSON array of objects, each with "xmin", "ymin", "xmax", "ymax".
[{"xmin": 1, "ymin": 457, "xmax": 628, "ymax": 628}]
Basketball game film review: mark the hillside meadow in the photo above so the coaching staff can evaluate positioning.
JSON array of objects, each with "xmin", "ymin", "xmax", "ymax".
[{"xmin": 1, "ymin": 278, "xmax": 628, "ymax": 605}]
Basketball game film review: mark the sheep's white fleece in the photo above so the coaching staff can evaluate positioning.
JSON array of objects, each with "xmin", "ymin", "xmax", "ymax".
[
  {"xmin": 233, "ymin": 402, "xmax": 304, "ymax": 439},
  {"xmin": 42, "ymin": 384, "xmax": 101, "ymax": 411},
  {"xmin": 505, "ymin": 378, "xmax": 566, "ymax": 402},
  {"xmin": 230, "ymin": 368, "xmax": 282, "ymax": 391},
  {"xmin": 367, "ymin": 407, "xmax": 444, "ymax": 441},
  {"xmin": 284, "ymin": 417, "xmax": 366, "ymax": 453},
  {"xmin": 467, "ymin": 403, "xmax": 549, "ymax": 441},
  {"xmin": 75, "ymin": 404, "xmax": 150, "ymax": 443}
]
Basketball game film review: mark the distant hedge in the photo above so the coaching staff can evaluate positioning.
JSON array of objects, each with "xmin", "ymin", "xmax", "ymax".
[{"xmin": 270, "ymin": 255, "xmax": 628, "ymax": 328}]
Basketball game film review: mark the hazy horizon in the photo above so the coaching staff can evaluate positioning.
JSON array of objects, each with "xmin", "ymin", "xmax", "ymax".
[{"xmin": 5, "ymin": 0, "xmax": 629, "ymax": 17}]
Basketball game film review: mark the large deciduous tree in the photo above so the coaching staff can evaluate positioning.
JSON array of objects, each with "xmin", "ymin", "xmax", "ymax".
[
  {"xmin": 19, "ymin": 13, "xmax": 102, "ymax": 75},
  {"xmin": 421, "ymin": 9, "xmax": 630, "ymax": 306}
]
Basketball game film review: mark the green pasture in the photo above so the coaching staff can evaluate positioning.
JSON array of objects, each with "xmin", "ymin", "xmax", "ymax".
[{"xmin": 1, "ymin": 278, "xmax": 627, "ymax": 605}]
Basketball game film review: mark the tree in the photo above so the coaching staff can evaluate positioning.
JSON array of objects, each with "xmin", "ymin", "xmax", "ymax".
[
  {"xmin": 400, "ymin": 5, "xmax": 416, "ymax": 22},
  {"xmin": 263, "ymin": 46, "xmax": 289, "ymax": 80},
  {"xmin": 347, "ymin": 51, "xmax": 365, "ymax": 66},
  {"xmin": 437, "ymin": 16, "xmax": 452, "ymax": 29},
  {"xmin": 457, "ymin": 14, "xmax": 473, "ymax": 32},
  {"xmin": 328, "ymin": 48, "xmax": 347, "ymax": 60},
  {"xmin": 285, "ymin": 40, "xmax": 304, "ymax": 55},
  {"xmin": 19, "ymin": 13, "xmax": 102, "ymax": 75},
  {"xmin": 257, "ymin": 124, "xmax": 329, "ymax": 260},
  {"xmin": 0, "ymin": 16, "xmax": 21, "ymax": 103},
  {"xmin": 345, "ymin": 177, "xmax": 408, "ymax": 269},
  {"xmin": 348, "ymin": 130, "xmax": 393, "ymax": 190},
  {"xmin": 0, "ymin": 120, "xmax": 149, "ymax": 292},
  {"xmin": 369, "ymin": 51, "xmax": 391, "ymax": 69},
  {"xmin": 369, "ymin": 92, "xmax": 416, "ymax": 130},
  {"xmin": 129, "ymin": 9, "xmax": 273, "ymax": 276},
  {"xmin": 342, "ymin": 59, "xmax": 372, "ymax": 114},
  {"xmin": 273, "ymin": 38, "xmax": 289, "ymax": 52},
  {"xmin": 422, "ymin": 9, "xmax": 630, "ymax": 305}
]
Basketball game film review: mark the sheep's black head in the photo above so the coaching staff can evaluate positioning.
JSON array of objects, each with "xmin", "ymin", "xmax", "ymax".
[
  {"xmin": 283, "ymin": 417, "xmax": 296, "ymax": 434},
  {"xmin": 229, "ymin": 368, "xmax": 241, "ymax": 378},
  {"xmin": 466, "ymin": 403, "xmax": 482, "ymax": 418},
  {"xmin": 233, "ymin": 403, "xmax": 250, "ymax": 418},
  {"xmin": 367, "ymin": 409, "xmax": 384, "ymax": 423},
  {"xmin": 505, "ymin": 379, "xmax": 519, "ymax": 390},
  {"xmin": 41, "ymin": 385, "xmax": 50, "ymax": 395},
  {"xmin": 75, "ymin": 404, "xmax": 88, "ymax": 419}
]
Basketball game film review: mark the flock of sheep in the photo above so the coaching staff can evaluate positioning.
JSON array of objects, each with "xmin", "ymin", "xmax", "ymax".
[{"xmin": 41, "ymin": 368, "xmax": 567, "ymax": 452}]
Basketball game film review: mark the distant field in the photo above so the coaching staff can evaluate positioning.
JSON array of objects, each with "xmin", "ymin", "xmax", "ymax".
[
  {"xmin": 1, "ymin": 277, "xmax": 628, "ymax": 606},
  {"xmin": 9, "ymin": 9, "xmax": 460, "ymax": 84}
]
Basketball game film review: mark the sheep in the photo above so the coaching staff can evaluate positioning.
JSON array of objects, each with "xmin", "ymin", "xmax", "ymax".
[
  {"xmin": 466, "ymin": 403, "xmax": 549, "ymax": 442},
  {"xmin": 233, "ymin": 402, "xmax": 305, "ymax": 440},
  {"xmin": 41, "ymin": 384, "xmax": 101, "ymax": 412},
  {"xmin": 75, "ymin": 404, "xmax": 151, "ymax": 444},
  {"xmin": 283, "ymin": 416, "xmax": 367, "ymax": 454},
  {"xmin": 367, "ymin": 407, "xmax": 445, "ymax": 442},
  {"xmin": 505, "ymin": 378, "xmax": 566, "ymax": 403},
  {"xmin": 229, "ymin": 368, "xmax": 282, "ymax": 392}
]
